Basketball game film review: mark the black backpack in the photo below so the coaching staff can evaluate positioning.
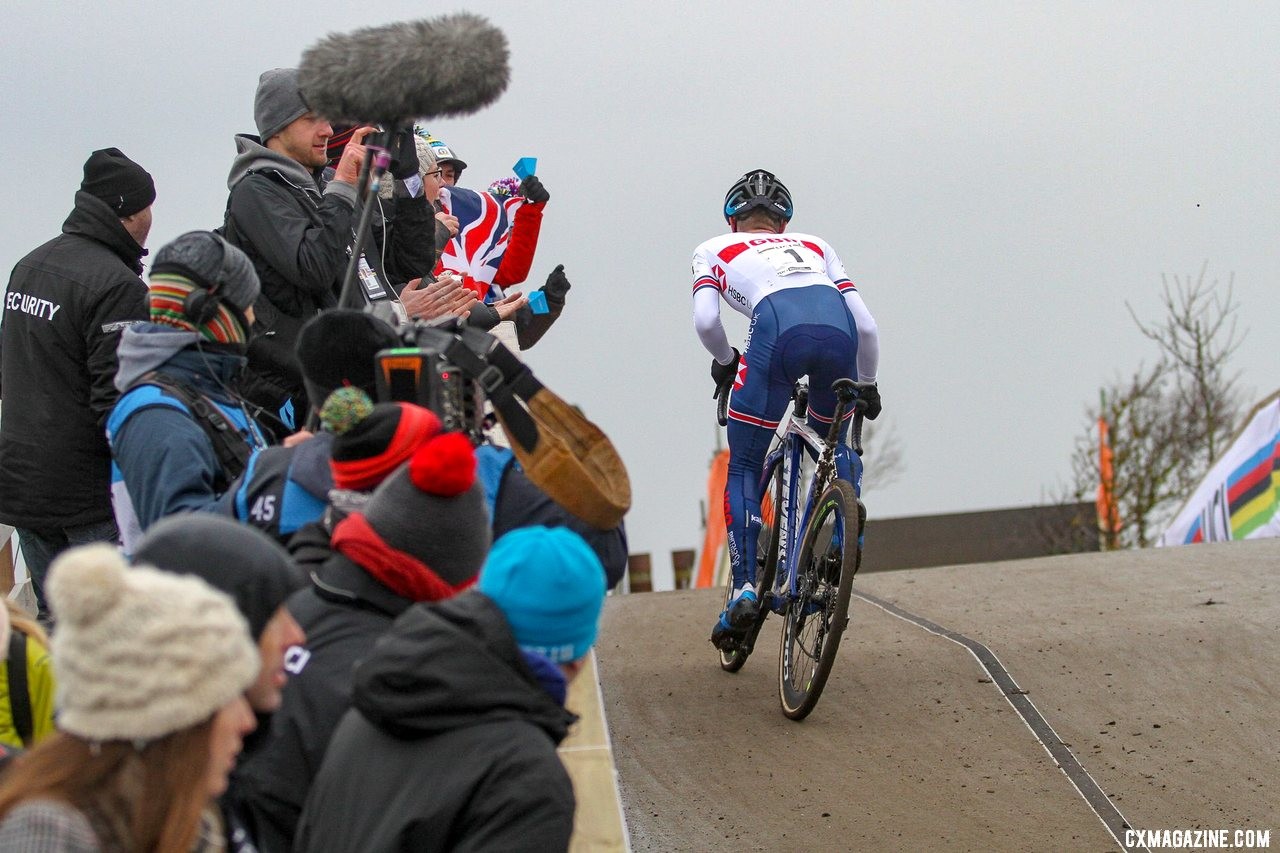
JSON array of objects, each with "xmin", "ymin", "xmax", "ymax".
[
  {"xmin": 131, "ymin": 372, "xmax": 257, "ymax": 492},
  {"xmin": 6, "ymin": 631, "xmax": 32, "ymax": 747}
]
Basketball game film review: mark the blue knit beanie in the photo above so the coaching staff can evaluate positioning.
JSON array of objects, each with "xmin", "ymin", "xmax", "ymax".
[{"xmin": 478, "ymin": 527, "xmax": 606, "ymax": 664}]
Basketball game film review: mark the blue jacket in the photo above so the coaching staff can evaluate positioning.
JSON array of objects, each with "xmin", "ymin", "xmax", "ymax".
[
  {"xmin": 226, "ymin": 432, "xmax": 332, "ymax": 546},
  {"xmin": 478, "ymin": 445, "xmax": 628, "ymax": 589},
  {"xmin": 107, "ymin": 325, "xmax": 266, "ymax": 553}
]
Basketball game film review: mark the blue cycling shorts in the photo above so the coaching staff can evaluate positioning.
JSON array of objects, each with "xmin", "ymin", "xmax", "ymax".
[{"xmin": 727, "ymin": 285, "xmax": 859, "ymax": 429}]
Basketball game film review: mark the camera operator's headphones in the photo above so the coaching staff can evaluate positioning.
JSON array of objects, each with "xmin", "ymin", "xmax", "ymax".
[{"xmin": 181, "ymin": 233, "xmax": 232, "ymax": 326}]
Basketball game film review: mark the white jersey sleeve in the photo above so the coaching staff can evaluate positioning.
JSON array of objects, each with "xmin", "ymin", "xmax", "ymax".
[
  {"xmin": 691, "ymin": 245, "xmax": 735, "ymax": 363},
  {"xmin": 692, "ymin": 244, "xmax": 720, "ymax": 296},
  {"xmin": 843, "ymin": 289, "xmax": 879, "ymax": 383}
]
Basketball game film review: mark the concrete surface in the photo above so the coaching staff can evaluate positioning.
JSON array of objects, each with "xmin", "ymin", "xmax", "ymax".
[
  {"xmin": 595, "ymin": 539, "xmax": 1279, "ymax": 851},
  {"xmin": 561, "ymin": 650, "xmax": 629, "ymax": 852}
]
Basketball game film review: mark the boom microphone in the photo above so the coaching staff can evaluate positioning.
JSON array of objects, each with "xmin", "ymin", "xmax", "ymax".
[{"xmin": 298, "ymin": 13, "xmax": 510, "ymax": 125}]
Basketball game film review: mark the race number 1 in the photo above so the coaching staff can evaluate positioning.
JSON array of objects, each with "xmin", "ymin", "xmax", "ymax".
[{"xmin": 756, "ymin": 243, "xmax": 824, "ymax": 277}]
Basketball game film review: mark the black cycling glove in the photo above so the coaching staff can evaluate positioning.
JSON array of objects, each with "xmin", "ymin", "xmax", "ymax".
[
  {"xmin": 859, "ymin": 384, "xmax": 882, "ymax": 420},
  {"xmin": 710, "ymin": 348, "xmax": 741, "ymax": 395}
]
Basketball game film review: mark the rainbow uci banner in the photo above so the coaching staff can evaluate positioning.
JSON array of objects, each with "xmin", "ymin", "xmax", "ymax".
[{"xmin": 1159, "ymin": 390, "xmax": 1280, "ymax": 547}]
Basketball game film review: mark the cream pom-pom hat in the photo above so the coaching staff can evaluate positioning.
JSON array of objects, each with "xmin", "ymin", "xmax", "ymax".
[{"xmin": 47, "ymin": 544, "xmax": 259, "ymax": 742}]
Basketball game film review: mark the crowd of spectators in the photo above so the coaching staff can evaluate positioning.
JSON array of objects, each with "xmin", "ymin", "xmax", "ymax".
[{"xmin": 0, "ymin": 62, "xmax": 622, "ymax": 852}]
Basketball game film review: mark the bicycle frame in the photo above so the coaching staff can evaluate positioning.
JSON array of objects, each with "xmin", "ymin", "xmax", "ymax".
[
  {"xmin": 758, "ymin": 378, "xmax": 867, "ymax": 615},
  {"xmin": 761, "ymin": 416, "xmax": 828, "ymax": 614}
]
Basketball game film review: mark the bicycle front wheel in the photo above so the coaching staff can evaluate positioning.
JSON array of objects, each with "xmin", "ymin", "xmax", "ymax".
[{"xmin": 777, "ymin": 479, "xmax": 861, "ymax": 720}]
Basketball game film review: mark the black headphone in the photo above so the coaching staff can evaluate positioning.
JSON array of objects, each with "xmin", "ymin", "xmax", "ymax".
[{"xmin": 181, "ymin": 233, "xmax": 231, "ymax": 326}]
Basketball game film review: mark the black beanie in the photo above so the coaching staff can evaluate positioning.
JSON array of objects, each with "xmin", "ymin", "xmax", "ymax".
[
  {"xmin": 297, "ymin": 310, "xmax": 399, "ymax": 410},
  {"xmin": 133, "ymin": 514, "xmax": 306, "ymax": 639},
  {"xmin": 81, "ymin": 147, "xmax": 156, "ymax": 217}
]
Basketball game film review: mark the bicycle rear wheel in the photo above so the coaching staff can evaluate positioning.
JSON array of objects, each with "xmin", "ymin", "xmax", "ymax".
[
  {"xmin": 777, "ymin": 479, "xmax": 861, "ymax": 720},
  {"xmin": 719, "ymin": 460, "xmax": 783, "ymax": 672}
]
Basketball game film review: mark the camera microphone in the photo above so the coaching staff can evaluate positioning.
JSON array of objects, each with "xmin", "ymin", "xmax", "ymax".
[{"xmin": 298, "ymin": 13, "xmax": 510, "ymax": 125}]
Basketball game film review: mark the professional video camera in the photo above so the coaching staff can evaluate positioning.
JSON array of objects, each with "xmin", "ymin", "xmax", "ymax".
[
  {"xmin": 370, "ymin": 316, "xmax": 631, "ymax": 530},
  {"xmin": 373, "ymin": 318, "xmax": 502, "ymax": 447}
]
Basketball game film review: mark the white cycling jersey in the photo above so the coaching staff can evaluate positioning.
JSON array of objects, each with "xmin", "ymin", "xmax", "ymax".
[
  {"xmin": 690, "ymin": 230, "xmax": 877, "ymax": 382},
  {"xmin": 690, "ymin": 231, "xmax": 855, "ymax": 317}
]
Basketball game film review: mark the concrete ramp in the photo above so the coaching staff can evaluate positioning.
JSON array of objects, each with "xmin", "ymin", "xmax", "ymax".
[{"xmin": 595, "ymin": 539, "xmax": 1280, "ymax": 851}]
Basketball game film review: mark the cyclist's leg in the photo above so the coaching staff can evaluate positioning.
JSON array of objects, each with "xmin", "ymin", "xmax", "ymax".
[
  {"xmin": 794, "ymin": 290, "xmax": 864, "ymax": 494},
  {"xmin": 722, "ymin": 299, "xmax": 791, "ymax": 592},
  {"xmin": 805, "ymin": 389, "xmax": 863, "ymax": 495},
  {"xmin": 714, "ymin": 302, "xmax": 792, "ymax": 645},
  {"xmin": 724, "ymin": 417, "xmax": 777, "ymax": 591}
]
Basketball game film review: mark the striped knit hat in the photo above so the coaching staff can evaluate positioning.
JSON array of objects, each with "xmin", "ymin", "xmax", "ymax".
[
  {"xmin": 147, "ymin": 275, "xmax": 248, "ymax": 344},
  {"xmin": 149, "ymin": 231, "xmax": 260, "ymax": 344}
]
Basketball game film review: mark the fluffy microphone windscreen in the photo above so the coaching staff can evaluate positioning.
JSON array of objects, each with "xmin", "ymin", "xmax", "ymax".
[{"xmin": 299, "ymin": 13, "xmax": 510, "ymax": 125}]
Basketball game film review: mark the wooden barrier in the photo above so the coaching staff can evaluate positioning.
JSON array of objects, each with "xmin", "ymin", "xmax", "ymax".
[
  {"xmin": 626, "ymin": 553, "xmax": 651, "ymax": 593},
  {"xmin": 671, "ymin": 549, "xmax": 695, "ymax": 589}
]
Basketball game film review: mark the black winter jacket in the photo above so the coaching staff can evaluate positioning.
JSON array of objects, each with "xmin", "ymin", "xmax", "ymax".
[
  {"xmin": 224, "ymin": 136, "xmax": 357, "ymax": 423},
  {"xmin": 0, "ymin": 191, "xmax": 148, "ymax": 527},
  {"xmin": 224, "ymin": 137, "xmax": 437, "ymax": 427},
  {"xmin": 295, "ymin": 592, "xmax": 577, "ymax": 853},
  {"xmin": 226, "ymin": 551, "xmax": 413, "ymax": 853}
]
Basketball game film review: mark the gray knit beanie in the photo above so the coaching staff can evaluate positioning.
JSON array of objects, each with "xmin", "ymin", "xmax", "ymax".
[
  {"xmin": 361, "ymin": 432, "xmax": 491, "ymax": 587},
  {"xmin": 47, "ymin": 544, "xmax": 260, "ymax": 742},
  {"xmin": 255, "ymin": 68, "xmax": 310, "ymax": 142},
  {"xmin": 151, "ymin": 230, "xmax": 261, "ymax": 313},
  {"xmin": 133, "ymin": 514, "xmax": 305, "ymax": 639}
]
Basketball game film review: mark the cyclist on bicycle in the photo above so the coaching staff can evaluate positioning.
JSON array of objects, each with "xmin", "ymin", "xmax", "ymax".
[{"xmin": 692, "ymin": 169, "xmax": 881, "ymax": 650}]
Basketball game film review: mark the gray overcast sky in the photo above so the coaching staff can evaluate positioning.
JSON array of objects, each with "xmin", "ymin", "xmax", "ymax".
[{"xmin": 3, "ymin": 1, "xmax": 1278, "ymax": 588}]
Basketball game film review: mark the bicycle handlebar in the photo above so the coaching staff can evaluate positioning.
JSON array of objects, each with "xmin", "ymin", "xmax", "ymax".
[
  {"xmin": 714, "ymin": 378, "xmax": 732, "ymax": 427},
  {"xmin": 848, "ymin": 380, "xmax": 876, "ymax": 458}
]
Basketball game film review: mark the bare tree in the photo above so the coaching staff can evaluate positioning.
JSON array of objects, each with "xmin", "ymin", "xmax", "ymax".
[
  {"xmin": 1127, "ymin": 260, "xmax": 1246, "ymax": 465},
  {"xmin": 1066, "ymin": 362, "xmax": 1200, "ymax": 548},
  {"xmin": 860, "ymin": 417, "xmax": 905, "ymax": 496},
  {"xmin": 1063, "ymin": 263, "xmax": 1246, "ymax": 549}
]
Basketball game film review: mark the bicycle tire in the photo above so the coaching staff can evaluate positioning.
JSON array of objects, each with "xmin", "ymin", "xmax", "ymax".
[
  {"xmin": 719, "ymin": 460, "xmax": 784, "ymax": 672},
  {"xmin": 777, "ymin": 479, "xmax": 860, "ymax": 720}
]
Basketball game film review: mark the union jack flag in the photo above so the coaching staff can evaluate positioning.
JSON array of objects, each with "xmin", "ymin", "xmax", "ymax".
[{"xmin": 436, "ymin": 186, "xmax": 525, "ymax": 296}]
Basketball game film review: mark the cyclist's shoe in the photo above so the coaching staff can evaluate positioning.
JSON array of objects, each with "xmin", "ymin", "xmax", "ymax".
[{"xmin": 711, "ymin": 588, "xmax": 759, "ymax": 651}]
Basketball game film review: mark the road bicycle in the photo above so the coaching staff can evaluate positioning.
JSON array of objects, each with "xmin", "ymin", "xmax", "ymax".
[{"xmin": 714, "ymin": 378, "xmax": 870, "ymax": 720}]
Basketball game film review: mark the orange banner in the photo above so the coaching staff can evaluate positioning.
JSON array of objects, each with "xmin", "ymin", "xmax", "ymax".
[
  {"xmin": 1097, "ymin": 415, "xmax": 1119, "ymax": 546},
  {"xmin": 696, "ymin": 450, "xmax": 730, "ymax": 588}
]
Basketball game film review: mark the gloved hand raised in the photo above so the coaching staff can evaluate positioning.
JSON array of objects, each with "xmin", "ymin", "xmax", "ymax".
[
  {"xmin": 542, "ymin": 264, "xmax": 571, "ymax": 305},
  {"xmin": 857, "ymin": 383, "xmax": 882, "ymax": 420},
  {"xmin": 710, "ymin": 348, "xmax": 741, "ymax": 396},
  {"xmin": 518, "ymin": 175, "xmax": 550, "ymax": 205}
]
